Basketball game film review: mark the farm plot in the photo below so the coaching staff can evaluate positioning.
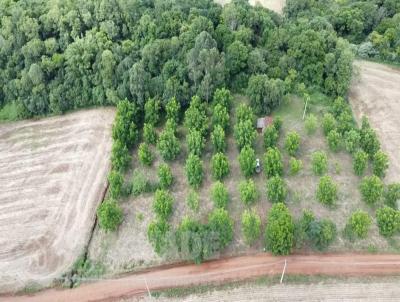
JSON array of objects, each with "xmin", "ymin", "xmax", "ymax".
[
  {"xmin": 0, "ymin": 108, "xmax": 114, "ymax": 293},
  {"xmin": 214, "ymin": 0, "xmax": 286, "ymax": 14},
  {"xmin": 349, "ymin": 60, "xmax": 400, "ymax": 183}
]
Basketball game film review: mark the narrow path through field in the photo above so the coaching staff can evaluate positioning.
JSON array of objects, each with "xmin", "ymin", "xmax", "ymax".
[{"xmin": 4, "ymin": 253, "xmax": 400, "ymax": 302}]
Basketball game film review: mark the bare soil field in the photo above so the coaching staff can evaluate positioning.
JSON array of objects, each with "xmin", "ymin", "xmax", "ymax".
[
  {"xmin": 214, "ymin": 0, "xmax": 286, "ymax": 14},
  {"xmin": 349, "ymin": 60, "xmax": 400, "ymax": 183},
  {"xmin": 0, "ymin": 108, "xmax": 115, "ymax": 293}
]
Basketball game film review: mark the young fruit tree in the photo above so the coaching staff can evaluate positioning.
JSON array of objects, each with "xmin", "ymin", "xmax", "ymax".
[
  {"xmin": 267, "ymin": 176, "xmax": 287, "ymax": 203},
  {"xmin": 97, "ymin": 199, "xmax": 123, "ymax": 232},
  {"xmin": 241, "ymin": 209, "xmax": 261, "ymax": 246},
  {"xmin": 264, "ymin": 147, "xmax": 283, "ymax": 177},
  {"xmin": 211, "ymin": 152, "xmax": 230, "ymax": 180},
  {"xmin": 211, "ymin": 181, "xmax": 229, "ymax": 209},
  {"xmin": 316, "ymin": 176, "xmax": 338, "ymax": 206},
  {"xmin": 185, "ymin": 153, "xmax": 203, "ymax": 188},
  {"xmin": 239, "ymin": 179, "xmax": 259, "ymax": 206},
  {"xmin": 360, "ymin": 175, "xmax": 384, "ymax": 205},
  {"xmin": 158, "ymin": 163, "xmax": 173, "ymax": 189},
  {"xmin": 238, "ymin": 145, "xmax": 256, "ymax": 177}
]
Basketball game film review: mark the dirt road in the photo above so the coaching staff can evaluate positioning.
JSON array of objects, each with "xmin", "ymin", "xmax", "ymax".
[
  {"xmin": 4, "ymin": 253, "xmax": 400, "ymax": 302},
  {"xmin": 349, "ymin": 60, "xmax": 400, "ymax": 183}
]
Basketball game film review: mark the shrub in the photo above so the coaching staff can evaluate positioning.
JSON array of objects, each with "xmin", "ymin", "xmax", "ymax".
[
  {"xmin": 360, "ymin": 175, "xmax": 384, "ymax": 205},
  {"xmin": 211, "ymin": 125, "xmax": 226, "ymax": 152},
  {"xmin": 273, "ymin": 116, "xmax": 282, "ymax": 133},
  {"xmin": 187, "ymin": 190, "xmax": 199, "ymax": 212},
  {"xmin": 327, "ymin": 130, "xmax": 341, "ymax": 152},
  {"xmin": 264, "ymin": 147, "xmax": 283, "ymax": 177},
  {"xmin": 385, "ymin": 183, "xmax": 400, "ymax": 209},
  {"xmin": 153, "ymin": 189, "xmax": 173, "ymax": 220},
  {"xmin": 311, "ymin": 151, "xmax": 328, "ymax": 175},
  {"xmin": 344, "ymin": 129, "xmax": 360, "ymax": 153},
  {"xmin": 263, "ymin": 125, "xmax": 278, "ymax": 149},
  {"xmin": 158, "ymin": 163, "xmax": 173, "ymax": 189},
  {"xmin": 138, "ymin": 142, "xmax": 153, "ymax": 166},
  {"xmin": 111, "ymin": 140, "xmax": 131, "ymax": 171},
  {"xmin": 284, "ymin": 131, "xmax": 300, "ymax": 156},
  {"xmin": 353, "ymin": 150, "xmax": 368, "ymax": 176},
  {"xmin": 236, "ymin": 103, "xmax": 254, "ymax": 123},
  {"xmin": 308, "ymin": 219, "xmax": 336, "ymax": 250},
  {"xmin": 211, "ymin": 152, "xmax": 230, "ymax": 180},
  {"xmin": 234, "ymin": 119, "xmax": 256, "ymax": 149},
  {"xmin": 316, "ymin": 176, "xmax": 338, "ymax": 206},
  {"xmin": 241, "ymin": 209, "xmax": 261, "ymax": 245},
  {"xmin": 187, "ymin": 129, "xmax": 205, "ymax": 156},
  {"xmin": 212, "ymin": 103, "xmax": 230, "ymax": 130},
  {"xmin": 147, "ymin": 219, "xmax": 170, "ymax": 255},
  {"xmin": 360, "ymin": 117, "xmax": 380, "ymax": 158},
  {"xmin": 185, "ymin": 153, "xmax": 203, "ymax": 188},
  {"xmin": 131, "ymin": 170, "xmax": 150, "ymax": 196},
  {"xmin": 144, "ymin": 98, "xmax": 161, "ymax": 125},
  {"xmin": 238, "ymin": 145, "xmax": 256, "ymax": 177},
  {"xmin": 347, "ymin": 210, "xmax": 372, "ymax": 238},
  {"xmin": 305, "ymin": 114, "xmax": 318, "ymax": 135},
  {"xmin": 165, "ymin": 97, "xmax": 180, "ymax": 123},
  {"xmin": 97, "ymin": 199, "xmax": 123, "ymax": 232},
  {"xmin": 143, "ymin": 123, "xmax": 157, "ymax": 145},
  {"xmin": 108, "ymin": 170, "xmax": 124, "ymax": 199},
  {"xmin": 376, "ymin": 206, "xmax": 400, "ymax": 237},
  {"xmin": 211, "ymin": 181, "xmax": 229, "ymax": 209},
  {"xmin": 157, "ymin": 129, "xmax": 180, "ymax": 161},
  {"xmin": 236, "ymin": 178, "xmax": 257, "ymax": 204},
  {"xmin": 213, "ymin": 88, "xmax": 232, "ymax": 109},
  {"xmin": 267, "ymin": 176, "xmax": 287, "ymax": 203},
  {"xmin": 164, "ymin": 118, "xmax": 177, "ymax": 134},
  {"xmin": 112, "ymin": 99, "xmax": 139, "ymax": 148},
  {"xmin": 184, "ymin": 96, "xmax": 208, "ymax": 135},
  {"xmin": 373, "ymin": 150, "xmax": 389, "ymax": 178},
  {"xmin": 265, "ymin": 203, "xmax": 294, "ymax": 255},
  {"xmin": 289, "ymin": 157, "xmax": 302, "ymax": 175},
  {"xmin": 322, "ymin": 113, "xmax": 336, "ymax": 136},
  {"xmin": 208, "ymin": 208, "xmax": 234, "ymax": 249}
]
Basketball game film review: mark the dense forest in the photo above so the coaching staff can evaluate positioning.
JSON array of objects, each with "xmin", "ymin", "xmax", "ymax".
[{"xmin": 0, "ymin": 0, "xmax": 356, "ymax": 119}]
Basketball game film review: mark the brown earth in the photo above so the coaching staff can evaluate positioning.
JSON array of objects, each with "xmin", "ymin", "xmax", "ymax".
[
  {"xmin": 0, "ymin": 108, "xmax": 115, "ymax": 293},
  {"xmin": 349, "ymin": 60, "xmax": 400, "ymax": 183},
  {"xmin": 4, "ymin": 253, "xmax": 400, "ymax": 302},
  {"xmin": 214, "ymin": 0, "xmax": 286, "ymax": 14}
]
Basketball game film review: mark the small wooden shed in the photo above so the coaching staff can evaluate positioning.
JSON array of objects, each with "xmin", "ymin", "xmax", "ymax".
[{"xmin": 256, "ymin": 116, "xmax": 273, "ymax": 133}]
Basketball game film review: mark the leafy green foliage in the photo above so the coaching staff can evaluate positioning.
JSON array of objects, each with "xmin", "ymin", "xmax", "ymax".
[
  {"xmin": 360, "ymin": 117, "xmax": 380, "ymax": 158},
  {"xmin": 273, "ymin": 116, "xmax": 283, "ymax": 134},
  {"xmin": 347, "ymin": 210, "xmax": 372, "ymax": 238},
  {"xmin": 239, "ymin": 179, "xmax": 259, "ymax": 206},
  {"xmin": 284, "ymin": 131, "xmax": 300, "ymax": 156},
  {"xmin": 360, "ymin": 175, "xmax": 384, "ymax": 205},
  {"xmin": 311, "ymin": 151, "xmax": 328, "ymax": 175},
  {"xmin": 138, "ymin": 143, "xmax": 153, "ymax": 166},
  {"xmin": 184, "ymin": 96, "xmax": 208, "ymax": 136},
  {"xmin": 289, "ymin": 157, "xmax": 302, "ymax": 175},
  {"xmin": 211, "ymin": 152, "xmax": 230, "ymax": 180},
  {"xmin": 267, "ymin": 176, "xmax": 287, "ymax": 203},
  {"xmin": 165, "ymin": 97, "xmax": 180, "ymax": 123},
  {"xmin": 385, "ymin": 183, "xmax": 400, "ymax": 209},
  {"xmin": 187, "ymin": 129, "xmax": 205, "ymax": 156},
  {"xmin": 143, "ymin": 123, "xmax": 158, "ymax": 145},
  {"xmin": 265, "ymin": 203, "xmax": 294, "ymax": 255},
  {"xmin": 316, "ymin": 176, "xmax": 338, "ymax": 206},
  {"xmin": 187, "ymin": 190, "xmax": 199, "ymax": 212},
  {"xmin": 144, "ymin": 98, "xmax": 161, "ymax": 125},
  {"xmin": 157, "ymin": 129, "xmax": 180, "ymax": 161},
  {"xmin": 208, "ymin": 208, "xmax": 234, "ymax": 250},
  {"xmin": 131, "ymin": 170, "xmax": 150, "ymax": 196},
  {"xmin": 307, "ymin": 219, "xmax": 337, "ymax": 250},
  {"xmin": 112, "ymin": 100, "xmax": 139, "ymax": 148},
  {"xmin": 236, "ymin": 104, "xmax": 254, "ymax": 124},
  {"xmin": 213, "ymin": 88, "xmax": 232, "ymax": 110},
  {"xmin": 148, "ymin": 219, "xmax": 170, "ymax": 255},
  {"xmin": 263, "ymin": 125, "xmax": 278, "ymax": 149},
  {"xmin": 153, "ymin": 189, "xmax": 174, "ymax": 220},
  {"xmin": 185, "ymin": 153, "xmax": 203, "ymax": 188},
  {"xmin": 212, "ymin": 103, "xmax": 230, "ymax": 130},
  {"xmin": 238, "ymin": 145, "xmax": 256, "ymax": 177},
  {"xmin": 322, "ymin": 113, "xmax": 337, "ymax": 136},
  {"xmin": 376, "ymin": 206, "xmax": 400, "ymax": 237},
  {"xmin": 353, "ymin": 150, "xmax": 368, "ymax": 176},
  {"xmin": 211, "ymin": 125, "xmax": 226, "ymax": 153},
  {"xmin": 97, "ymin": 199, "xmax": 123, "ymax": 232},
  {"xmin": 373, "ymin": 150, "xmax": 389, "ymax": 178},
  {"xmin": 108, "ymin": 170, "xmax": 124, "ymax": 199},
  {"xmin": 344, "ymin": 129, "xmax": 360, "ymax": 154},
  {"xmin": 158, "ymin": 163, "xmax": 173, "ymax": 189},
  {"xmin": 211, "ymin": 181, "xmax": 229, "ymax": 209},
  {"xmin": 264, "ymin": 147, "xmax": 283, "ymax": 177},
  {"xmin": 304, "ymin": 114, "xmax": 318, "ymax": 135},
  {"xmin": 234, "ymin": 119, "xmax": 256, "ymax": 150},
  {"xmin": 111, "ymin": 140, "xmax": 131, "ymax": 171},
  {"xmin": 241, "ymin": 209, "xmax": 261, "ymax": 246},
  {"xmin": 327, "ymin": 130, "xmax": 341, "ymax": 152}
]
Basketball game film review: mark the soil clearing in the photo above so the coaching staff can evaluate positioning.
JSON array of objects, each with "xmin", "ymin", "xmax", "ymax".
[
  {"xmin": 349, "ymin": 60, "xmax": 400, "ymax": 183},
  {"xmin": 0, "ymin": 108, "xmax": 115, "ymax": 293},
  {"xmin": 214, "ymin": 0, "xmax": 286, "ymax": 14},
  {"xmin": 5, "ymin": 253, "xmax": 400, "ymax": 302}
]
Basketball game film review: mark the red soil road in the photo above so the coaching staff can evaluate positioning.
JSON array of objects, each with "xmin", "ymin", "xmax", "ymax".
[{"xmin": 3, "ymin": 253, "xmax": 400, "ymax": 302}]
